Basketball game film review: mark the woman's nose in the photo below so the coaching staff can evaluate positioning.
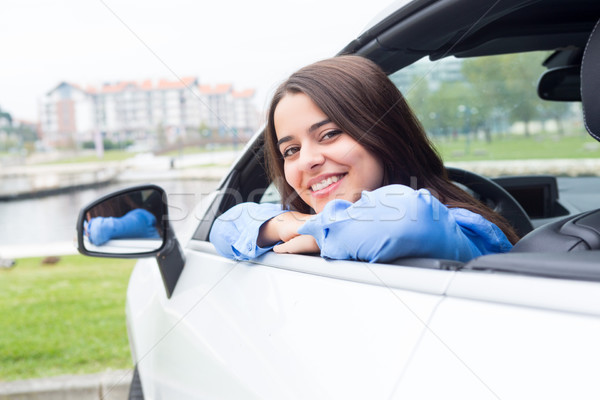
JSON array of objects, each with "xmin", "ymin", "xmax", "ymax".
[{"xmin": 299, "ymin": 144, "xmax": 325, "ymax": 170}]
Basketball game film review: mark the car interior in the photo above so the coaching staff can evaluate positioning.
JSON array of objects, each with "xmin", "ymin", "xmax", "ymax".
[
  {"xmin": 510, "ymin": 17, "xmax": 600, "ymax": 253},
  {"xmin": 193, "ymin": 2, "xmax": 600, "ymax": 280}
]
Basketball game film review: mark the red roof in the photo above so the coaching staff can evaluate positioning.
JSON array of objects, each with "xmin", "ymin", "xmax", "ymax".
[
  {"xmin": 232, "ymin": 89, "xmax": 255, "ymax": 99},
  {"xmin": 101, "ymin": 81, "xmax": 137, "ymax": 94},
  {"xmin": 140, "ymin": 79, "xmax": 153, "ymax": 90},
  {"xmin": 199, "ymin": 83, "xmax": 233, "ymax": 95},
  {"xmin": 157, "ymin": 76, "xmax": 197, "ymax": 90}
]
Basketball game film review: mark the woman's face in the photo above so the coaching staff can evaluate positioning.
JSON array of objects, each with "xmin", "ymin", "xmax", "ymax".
[{"xmin": 274, "ymin": 93, "xmax": 384, "ymax": 213}]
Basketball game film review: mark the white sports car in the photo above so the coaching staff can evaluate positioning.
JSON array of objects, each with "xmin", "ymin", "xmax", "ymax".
[{"xmin": 77, "ymin": 0, "xmax": 600, "ymax": 398}]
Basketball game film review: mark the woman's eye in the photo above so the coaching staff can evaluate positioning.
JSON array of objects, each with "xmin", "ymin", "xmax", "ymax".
[
  {"xmin": 282, "ymin": 146, "xmax": 299, "ymax": 158},
  {"xmin": 321, "ymin": 129, "xmax": 342, "ymax": 140}
]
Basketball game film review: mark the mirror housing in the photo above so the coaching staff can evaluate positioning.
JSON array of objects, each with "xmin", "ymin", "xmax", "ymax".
[{"xmin": 76, "ymin": 184, "xmax": 185, "ymax": 298}]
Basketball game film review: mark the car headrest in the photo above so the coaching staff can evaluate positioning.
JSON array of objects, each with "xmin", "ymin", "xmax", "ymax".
[{"xmin": 581, "ymin": 18, "xmax": 600, "ymax": 142}]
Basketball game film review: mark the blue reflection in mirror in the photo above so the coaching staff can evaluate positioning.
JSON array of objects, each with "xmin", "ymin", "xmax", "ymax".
[{"xmin": 82, "ymin": 188, "xmax": 165, "ymax": 254}]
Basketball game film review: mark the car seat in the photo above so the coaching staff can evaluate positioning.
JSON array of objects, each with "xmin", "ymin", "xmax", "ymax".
[{"xmin": 512, "ymin": 17, "xmax": 600, "ymax": 252}]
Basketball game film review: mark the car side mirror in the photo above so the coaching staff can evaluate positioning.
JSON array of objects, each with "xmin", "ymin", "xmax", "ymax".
[{"xmin": 76, "ymin": 184, "xmax": 185, "ymax": 298}]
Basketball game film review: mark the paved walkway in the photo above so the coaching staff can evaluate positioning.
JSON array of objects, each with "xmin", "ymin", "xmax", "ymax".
[
  {"xmin": 446, "ymin": 157, "xmax": 600, "ymax": 177},
  {"xmin": 0, "ymin": 241, "xmax": 78, "ymax": 259},
  {"xmin": 0, "ymin": 369, "xmax": 132, "ymax": 400}
]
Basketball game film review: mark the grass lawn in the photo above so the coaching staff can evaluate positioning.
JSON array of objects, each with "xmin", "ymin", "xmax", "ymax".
[
  {"xmin": 0, "ymin": 255, "xmax": 136, "ymax": 381},
  {"xmin": 433, "ymin": 132, "xmax": 600, "ymax": 162}
]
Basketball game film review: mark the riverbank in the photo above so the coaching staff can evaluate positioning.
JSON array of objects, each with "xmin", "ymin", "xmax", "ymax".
[
  {"xmin": 0, "ymin": 162, "xmax": 121, "ymax": 201},
  {"xmin": 0, "ymin": 150, "xmax": 239, "ymax": 201}
]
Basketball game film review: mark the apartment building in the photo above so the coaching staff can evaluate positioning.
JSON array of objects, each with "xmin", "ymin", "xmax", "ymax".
[
  {"xmin": 40, "ymin": 77, "xmax": 260, "ymax": 148},
  {"xmin": 40, "ymin": 83, "xmax": 95, "ymax": 147}
]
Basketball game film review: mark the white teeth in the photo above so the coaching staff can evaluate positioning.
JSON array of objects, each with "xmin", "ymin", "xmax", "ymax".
[{"xmin": 311, "ymin": 175, "xmax": 343, "ymax": 192}]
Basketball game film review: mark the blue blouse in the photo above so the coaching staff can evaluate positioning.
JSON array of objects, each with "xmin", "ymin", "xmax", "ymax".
[
  {"xmin": 86, "ymin": 208, "xmax": 160, "ymax": 246},
  {"xmin": 209, "ymin": 184, "xmax": 512, "ymax": 263}
]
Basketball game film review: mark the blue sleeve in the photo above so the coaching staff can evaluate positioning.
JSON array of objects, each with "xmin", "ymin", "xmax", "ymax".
[
  {"xmin": 209, "ymin": 202, "xmax": 288, "ymax": 261},
  {"xmin": 450, "ymin": 208, "xmax": 513, "ymax": 254},
  {"xmin": 88, "ymin": 209, "xmax": 160, "ymax": 245},
  {"xmin": 297, "ymin": 185, "xmax": 510, "ymax": 263}
]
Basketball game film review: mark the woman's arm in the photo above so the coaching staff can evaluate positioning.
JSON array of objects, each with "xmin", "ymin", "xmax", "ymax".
[
  {"xmin": 297, "ymin": 185, "xmax": 500, "ymax": 263},
  {"xmin": 87, "ymin": 209, "xmax": 159, "ymax": 245},
  {"xmin": 273, "ymin": 234, "xmax": 319, "ymax": 255},
  {"xmin": 258, "ymin": 211, "xmax": 314, "ymax": 247},
  {"xmin": 209, "ymin": 202, "xmax": 309, "ymax": 260}
]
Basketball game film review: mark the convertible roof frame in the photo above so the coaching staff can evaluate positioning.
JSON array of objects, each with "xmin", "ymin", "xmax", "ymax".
[{"xmin": 340, "ymin": 0, "xmax": 600, "ymax": 73}]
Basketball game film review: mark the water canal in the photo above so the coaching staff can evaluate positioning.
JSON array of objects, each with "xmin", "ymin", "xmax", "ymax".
[{"xmin": 0, "ymin": 179, "xmax": 218, "ymax": 247}]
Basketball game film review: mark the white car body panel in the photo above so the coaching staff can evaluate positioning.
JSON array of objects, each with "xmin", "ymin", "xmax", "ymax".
[
  {"xmin": 395, "ymin": 294, "xmax": 600, "ymax": 399},
  {"xmin": 126, "ymin": 238, "xmax": 600, "ymax": 399},
  {"xmin": 127, "ymin": 242, "xmax": 457, "ymax": 399}
]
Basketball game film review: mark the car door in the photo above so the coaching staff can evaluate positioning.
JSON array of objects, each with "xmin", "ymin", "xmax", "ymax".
[
  {"xmin": 128, "ymin": 244, "xmax": 457, "ymax": 399},
  {"xmin": 390, "ymin": 262, "xmax": 600, "ymax": 399}
]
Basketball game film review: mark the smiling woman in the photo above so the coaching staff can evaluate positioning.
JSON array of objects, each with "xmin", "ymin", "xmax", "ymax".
[{"xmin": 209, "ymin": 55, "xmax": 517, "ymax": 263}]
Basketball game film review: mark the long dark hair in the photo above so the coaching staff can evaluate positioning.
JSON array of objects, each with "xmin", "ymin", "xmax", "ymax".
[{"xmin": 264, "ymin": 55, "xmax": 519, "ymax": 244}]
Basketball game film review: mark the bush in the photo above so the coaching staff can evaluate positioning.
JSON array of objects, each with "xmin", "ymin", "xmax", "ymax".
[{"xmin": 81, "ymin": 139, "xmax": 133, "ymax": 151}]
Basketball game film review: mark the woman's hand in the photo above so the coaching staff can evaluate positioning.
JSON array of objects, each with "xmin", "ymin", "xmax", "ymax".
[
  {"xmin": 273, "ymin": 234, "xmax": 319, "ymax": 254},
  {"xmin": 257, "ymin": 211, "xmax": 313, "ymax": 248}
]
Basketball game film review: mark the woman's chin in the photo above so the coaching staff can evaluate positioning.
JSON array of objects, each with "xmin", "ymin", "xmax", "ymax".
[{"xmin": 304, "ymin": 188, "xmax": 362, "ymax": 213}]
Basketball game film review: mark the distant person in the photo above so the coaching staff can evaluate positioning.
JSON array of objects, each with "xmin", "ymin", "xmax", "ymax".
[{"xmin": 210, "ymin": 56, "xmax": 517, "ymax": 262}]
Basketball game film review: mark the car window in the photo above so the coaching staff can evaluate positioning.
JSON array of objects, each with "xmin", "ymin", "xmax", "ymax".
[
  {"xmin": 258, "ymin": 52, "xmax": 598, "ymax": 207},
  {"xmin": 260, "ymin": 182, "xmax": 280, "ymax": 204},
  {"xmin": 393, "ymin": 53, "xmax": 597, "ymax": 173}
]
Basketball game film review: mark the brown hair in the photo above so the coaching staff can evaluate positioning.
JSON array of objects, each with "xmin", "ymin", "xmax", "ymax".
[{"xmin": 264, "ymin": 55, "xmax": 519, "ymax": 244}]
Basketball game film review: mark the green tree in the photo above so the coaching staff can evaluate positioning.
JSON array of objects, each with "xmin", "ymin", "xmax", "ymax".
[
  {"xmin": 462, "ymin": 56, "xmax": 510, "ymax": 142},
  {"xmin": 0, "ymin": 107, "xmax": 14, "ymax": 152},
  {"xmin": 15, "ymin": 124, "xmax": 38, "ymax": 143},
  {"xmin": 427, "ymin": 81, "xmax": 476, "ymax": 138},
  {"xmin": 404, "ymin": 76, "xmax": 435, "ymax": 133},
  {"xmin": 155, "ymin": 122, "xmax": 167, "ymax": 150},
  {"xmin": 198, "ymin": 122, "xmax": 211, "ymax": 138},
  {"xmin": 537, "ymin": 101, "xmax": 572, "ymax": 135},
  {"xmin": 405, "ymin": 77, "xmax": 477, "ymax": 139},
  {"xmin": 463, "ymin": 52, "xmax": 549, "ymax": 138},
  {"xmin": 0, "ymin": 107, "xmax": 13, "ymax": 127},
  {"xmin": 501, "ymin": 53, "xmax": 546, "ymax": 136}
]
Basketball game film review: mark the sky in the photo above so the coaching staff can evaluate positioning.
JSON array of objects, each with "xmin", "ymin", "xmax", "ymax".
[{"xmin": 2, "ymin": 0, "xmax": 397, "ymax": 122}]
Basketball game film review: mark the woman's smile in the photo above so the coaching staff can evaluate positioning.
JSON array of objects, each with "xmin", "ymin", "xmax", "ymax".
[{"xmin": 308, "ymin": 173, "xmax": 346, "ymax": 193}]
